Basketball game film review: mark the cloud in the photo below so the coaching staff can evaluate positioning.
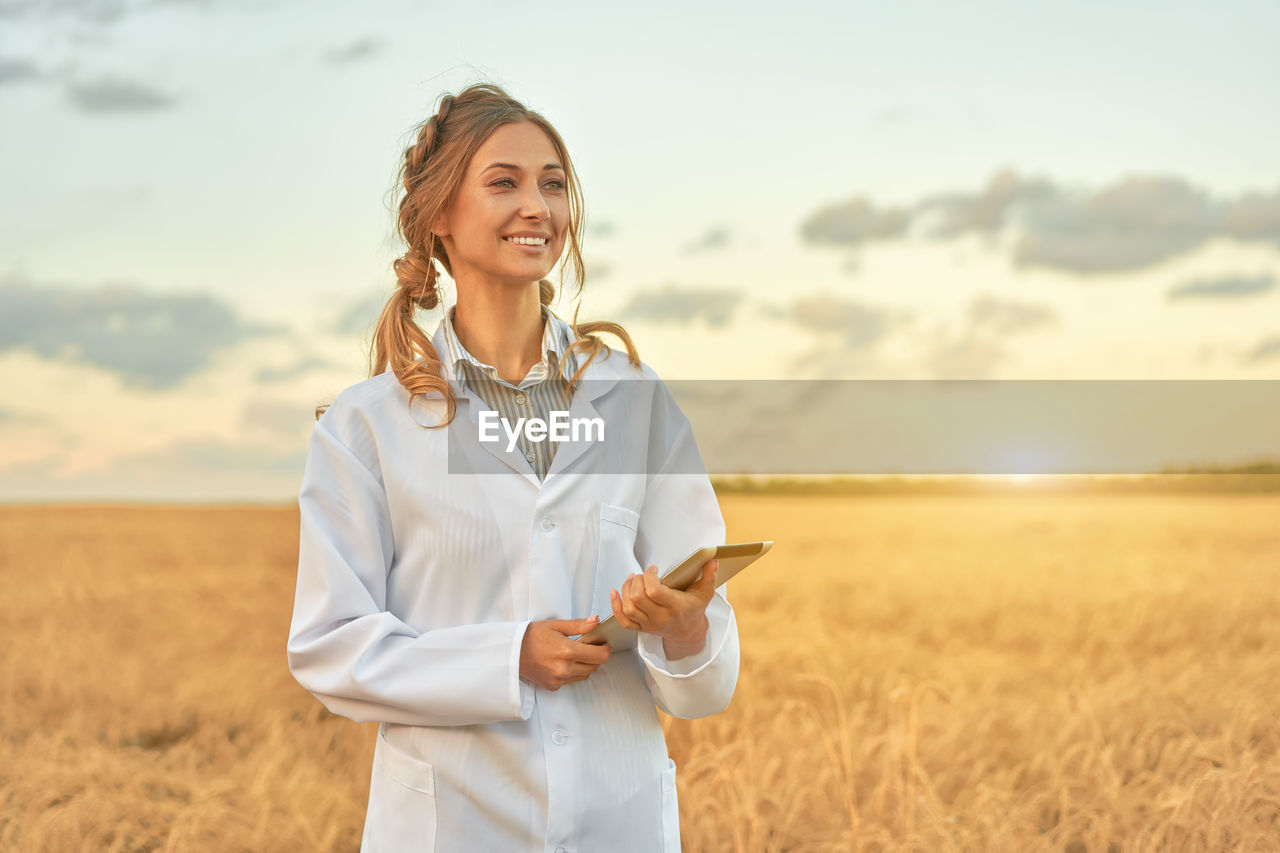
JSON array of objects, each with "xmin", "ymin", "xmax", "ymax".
[
  {"xmin": 321, "ymin": 37, "xmax": 383, "ymax": 67},
  {"xmin": 1011, "ymin": 175, "xmax": 1222, "ymax": 273},
  {"xmin": 255, "ymin": 355, "xmax": 339, "ymax": 383},
  {"xmin": 1167, "ymin": 273, "xmax": 1276, "ymax": 301},
  {"xmin": 241, "ymin": 397, "xmax": 315, "ymax": 440},
  {"xmin": 332, "ymin": 291, "xmax": 390, "ymax": 336},
  {"xmin": 146, "ymin": 0, "xmax": 238, "ymax": 9},
  {"xmin": 1224, "ymin": 189, "xmax": 1280, "ymax": 242},
  {"xmin": 924, "ymin": 336, "xmax": 1010, "ymax": 380},
  {"xmin": 1244, "ymin": 334, "xmax": 1280, "ymax": 364},
  {"xmin": 0, "ymin": 0, "xmax": 258, "ymax": 23},
  {"xmin": 129, "ymin": 435, "xmax": 308, "ymax": 476},
  {"xmin": 782, "ymin": 293, "xmax": 895, "ymax": 350},
  {"xmin": 770, "ymin": 294, "xmax": 904, "ymax": 378},
  {"xmin": 681, "ymin": 227, "xmax": 730, "ymax": 255},
  {"xmin": 65, "ymin": 74, "xmax": 179, "ymax": 113},
  {"xmin": 768, "ymin": 295, "xmax": 901, "ymax": 379},
  {"xmin": 0, "ymin": 406, "xmax": 52, "ymax": 425},
  {"xmin": 0, "ymin": 426, "xmax": 308, "ymax": 502},
  {"xmin": 0, "ymin": 56, "xmax": 41, "ymax": 85},
  {"xmin": 0, "ymin": 0, "xmax": 131, "ymax": 24},
  {"xmin": 585, "ymin": 258, "xmax": 613, "ymax": 282},
  {"xmin": 0, "ymin": 276, "xmax": 285, "ymax": 389},
  {"xmin": 800, "ymin": 169, "xmax": 1280, "ymax": 274},
  {"xmin": 918, "ymin": 170, "xmax": 1060, "ymax": 239},
  {"xmin": 0, "ymin": 439, "xmax": 310, "ymax": 503},
  {"xmin": 617, "ymin": 284, "xmax": 739, "ymax": 328},
  {"xmin": 800, "ymin": 197, "xmax": 911, "ymax": 245},
  {"xmin": 966, "ymin": 294, "xmax": 1057, "ymax": 336},
  {"xmin": 923, "ymin": 294, "xmax": 1058, "ymax": 379}
]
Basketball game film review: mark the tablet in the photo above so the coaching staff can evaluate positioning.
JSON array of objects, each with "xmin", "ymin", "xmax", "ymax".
[{"xmin": 577, "ymin": 540, "xmax": 773, "ymax": 651}]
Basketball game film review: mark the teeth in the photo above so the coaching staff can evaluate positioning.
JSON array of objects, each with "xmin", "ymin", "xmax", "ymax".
[{"xmin": 505, "ymin": 236, "xmax": 547, "ymax": 246}]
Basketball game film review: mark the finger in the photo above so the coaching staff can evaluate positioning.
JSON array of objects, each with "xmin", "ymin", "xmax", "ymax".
[
  {"xmin": 619, "ymin": 576, "xmax": 652, "ymax": 622},
  {"xmin": 641, "ymin": 565, "xmax": 678, "ymax": 610},
  {"xmin": 553, "ymin": 660, "xmax": 593, "ymax": 682},
  {"xmin": 682, "ymin": 560, "xmax": 715, "ymax": 603},
  {"xmin": 567, "ymin": 658, "xmax": 604, "ymax": 677},
  {"xmin": 623, "ymin": 573, "xmax": 658, "ymax": 621},
  {"xmin": 556, "ymin": 672, "xmax": 589, "ymax": 688},
  {"xmin": 698, "ymin": 559, "xmax": 719, "ymax": 597},
  {"xmin": 572, "ymin": 638, "xmax": 611, "ymax": 664},
  {"xmin": 545, "ymin": 616, "xmax": 599, "ymax": 635},
  {"xmin": 611, "ymin": 588, "xmax": 641, "ymax": 630}
]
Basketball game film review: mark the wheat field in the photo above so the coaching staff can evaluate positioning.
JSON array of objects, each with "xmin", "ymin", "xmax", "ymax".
[{"xmin": 1, "ymin": 494, "xmax": 1278, "ymax": 852}]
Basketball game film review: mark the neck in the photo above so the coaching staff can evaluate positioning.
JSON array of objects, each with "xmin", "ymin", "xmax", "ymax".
[{"xmin": 452, "ymin": 281, "xmax": 546, "ymax": 384}]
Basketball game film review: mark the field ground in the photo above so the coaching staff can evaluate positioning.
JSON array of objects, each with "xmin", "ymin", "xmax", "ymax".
[{"xmin": 2, "ymin": 494, "xmax": 1278, "ymax": 851}]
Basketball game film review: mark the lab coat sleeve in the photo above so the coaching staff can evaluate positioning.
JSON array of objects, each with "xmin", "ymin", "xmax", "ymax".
[
  {"xmin": 632, "ymin": 384, "xmax": 740, "ymax": 719},
  {"xmin": 286, "ymin": 414, "xmax": 534, "ymax": 727}
]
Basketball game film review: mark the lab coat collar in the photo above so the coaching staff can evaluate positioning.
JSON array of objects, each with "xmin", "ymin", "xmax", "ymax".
[
  {"xmin": 429, "ymin": 310, "xmax": 626, "ymax": 401},
  {"xmin": 428, "ymin": 309, "xmax": 630, "ymax": 486},
  {"xmin": 439, "ymin": 303, "xmax": 577, "ymax": 389}
]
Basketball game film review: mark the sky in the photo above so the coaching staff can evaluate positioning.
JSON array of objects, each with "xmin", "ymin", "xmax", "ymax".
[{"xmin": 1, "ymin": 0, "xmax": 1279, "ymax": 501}]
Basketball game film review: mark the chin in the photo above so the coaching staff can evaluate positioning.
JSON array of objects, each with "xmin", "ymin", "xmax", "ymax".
[{"xmin": 497, "ymin": 268, "xmax": 554, "ymax": 287}]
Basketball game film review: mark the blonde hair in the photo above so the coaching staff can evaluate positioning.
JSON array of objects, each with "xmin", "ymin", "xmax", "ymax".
[{"xmin": 316, "ymin": 83, "xmax": 639, "ymax": 423}]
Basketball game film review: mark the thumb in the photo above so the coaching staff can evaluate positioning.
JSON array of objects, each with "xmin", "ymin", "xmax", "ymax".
[
  {"xmin": 560, "ymin": 614, "xmax": 599, "ymax": 635},
  {"xmin": 698, "ymin": 560, "xmax": 719, "ymax": 596},
  {"xmin": 545, "ymin": 615, "xmax": 600, "ymax": 635}
]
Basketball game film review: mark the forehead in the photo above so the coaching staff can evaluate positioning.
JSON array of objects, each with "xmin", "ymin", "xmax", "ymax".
[{"xmin": 470, "ymin": 121, "xmax": 560, "ymax": 171}]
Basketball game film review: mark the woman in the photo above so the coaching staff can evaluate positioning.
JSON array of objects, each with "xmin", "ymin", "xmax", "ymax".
[{"xmin": 286, "ymin": 83, "xmax": 739, "ymax": 852}]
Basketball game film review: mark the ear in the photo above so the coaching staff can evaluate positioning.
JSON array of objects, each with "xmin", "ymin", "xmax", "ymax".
[{"xmin": 430, "ymin": 213, "xmax": 450, "ymax": 239}]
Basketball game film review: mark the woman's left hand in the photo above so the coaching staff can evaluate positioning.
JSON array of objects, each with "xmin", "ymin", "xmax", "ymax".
[{"xmin": 611, "ymin": 559, "xmax": 718, "ymax": 660}]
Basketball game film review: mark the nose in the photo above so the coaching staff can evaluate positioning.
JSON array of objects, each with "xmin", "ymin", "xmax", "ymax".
[{"xmin": 518, "ymin": 183, "xmax": 552, "ymax": 221}]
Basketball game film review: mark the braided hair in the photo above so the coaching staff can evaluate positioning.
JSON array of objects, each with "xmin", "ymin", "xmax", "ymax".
[{"xmin": 317, "ymin": 83, "xmax": 639, "ymax": 425}]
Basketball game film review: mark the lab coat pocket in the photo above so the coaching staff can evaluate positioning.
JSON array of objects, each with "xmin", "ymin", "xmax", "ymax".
[
  {"xmin": 590, "ymin": 502, "xmax": 642, "ymax": 619},
  {"xmin": 661, "ymin": 757, "xmax": 681, "ymax": 852},
  {"xmin": 361, "ymin": 728, "xmax": 437, "ymax": 852}
]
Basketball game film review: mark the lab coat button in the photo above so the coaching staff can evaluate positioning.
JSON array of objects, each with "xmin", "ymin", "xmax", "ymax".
[
  {"xmin": 541, "ymin": 517, "xmax": 555, "ymax": 531},
  {"xmin": 552, "ymin": 729, "xmax": 567, "ymax": 745}
]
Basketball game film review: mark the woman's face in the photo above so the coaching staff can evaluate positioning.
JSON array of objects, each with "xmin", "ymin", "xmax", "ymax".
[{"xmin": 433, "ymin": 120, "xmax": 570, "ymax": 290}]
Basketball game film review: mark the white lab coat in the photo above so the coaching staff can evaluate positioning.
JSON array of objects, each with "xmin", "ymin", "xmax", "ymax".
[{"xmin": 286, "ymin": 313, "xmax": 740, "ymax": 853}]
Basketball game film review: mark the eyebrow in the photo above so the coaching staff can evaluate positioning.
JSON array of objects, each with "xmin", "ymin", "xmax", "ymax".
[{"xmin": 480, "ymin": 162, "xmax": 564, "ymax": 174}]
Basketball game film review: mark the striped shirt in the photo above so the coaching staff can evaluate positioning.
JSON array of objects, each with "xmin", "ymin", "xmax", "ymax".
[{"xmin": 440, "ymin": 304, "xmax": 578, "ymax": 481}]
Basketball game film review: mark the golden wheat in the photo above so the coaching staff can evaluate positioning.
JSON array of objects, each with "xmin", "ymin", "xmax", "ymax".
[{"xmin": 1, "ymin": 495, "xmax": 1277, "ymax": 852}]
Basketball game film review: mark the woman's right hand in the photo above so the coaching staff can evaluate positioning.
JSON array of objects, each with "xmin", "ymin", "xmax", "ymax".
[{"xmin": 519, "ymin": 615, "xmax": 611, "ymax": 691}]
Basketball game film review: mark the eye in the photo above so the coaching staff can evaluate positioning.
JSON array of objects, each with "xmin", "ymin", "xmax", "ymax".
[{"xmin": 490, "ymin": 177, "xmax": 566, "ymax": 190}]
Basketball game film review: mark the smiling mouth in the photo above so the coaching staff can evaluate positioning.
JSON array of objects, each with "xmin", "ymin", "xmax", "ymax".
[{"xmin": 503, "ymin": 236, "xmax": 549, "ymax": 248}]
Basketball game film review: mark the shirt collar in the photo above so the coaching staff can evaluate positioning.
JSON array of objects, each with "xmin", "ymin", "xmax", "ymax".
[{"xmin": 440, "ymin": 303, "xmax": 577, "ymax": 388}]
